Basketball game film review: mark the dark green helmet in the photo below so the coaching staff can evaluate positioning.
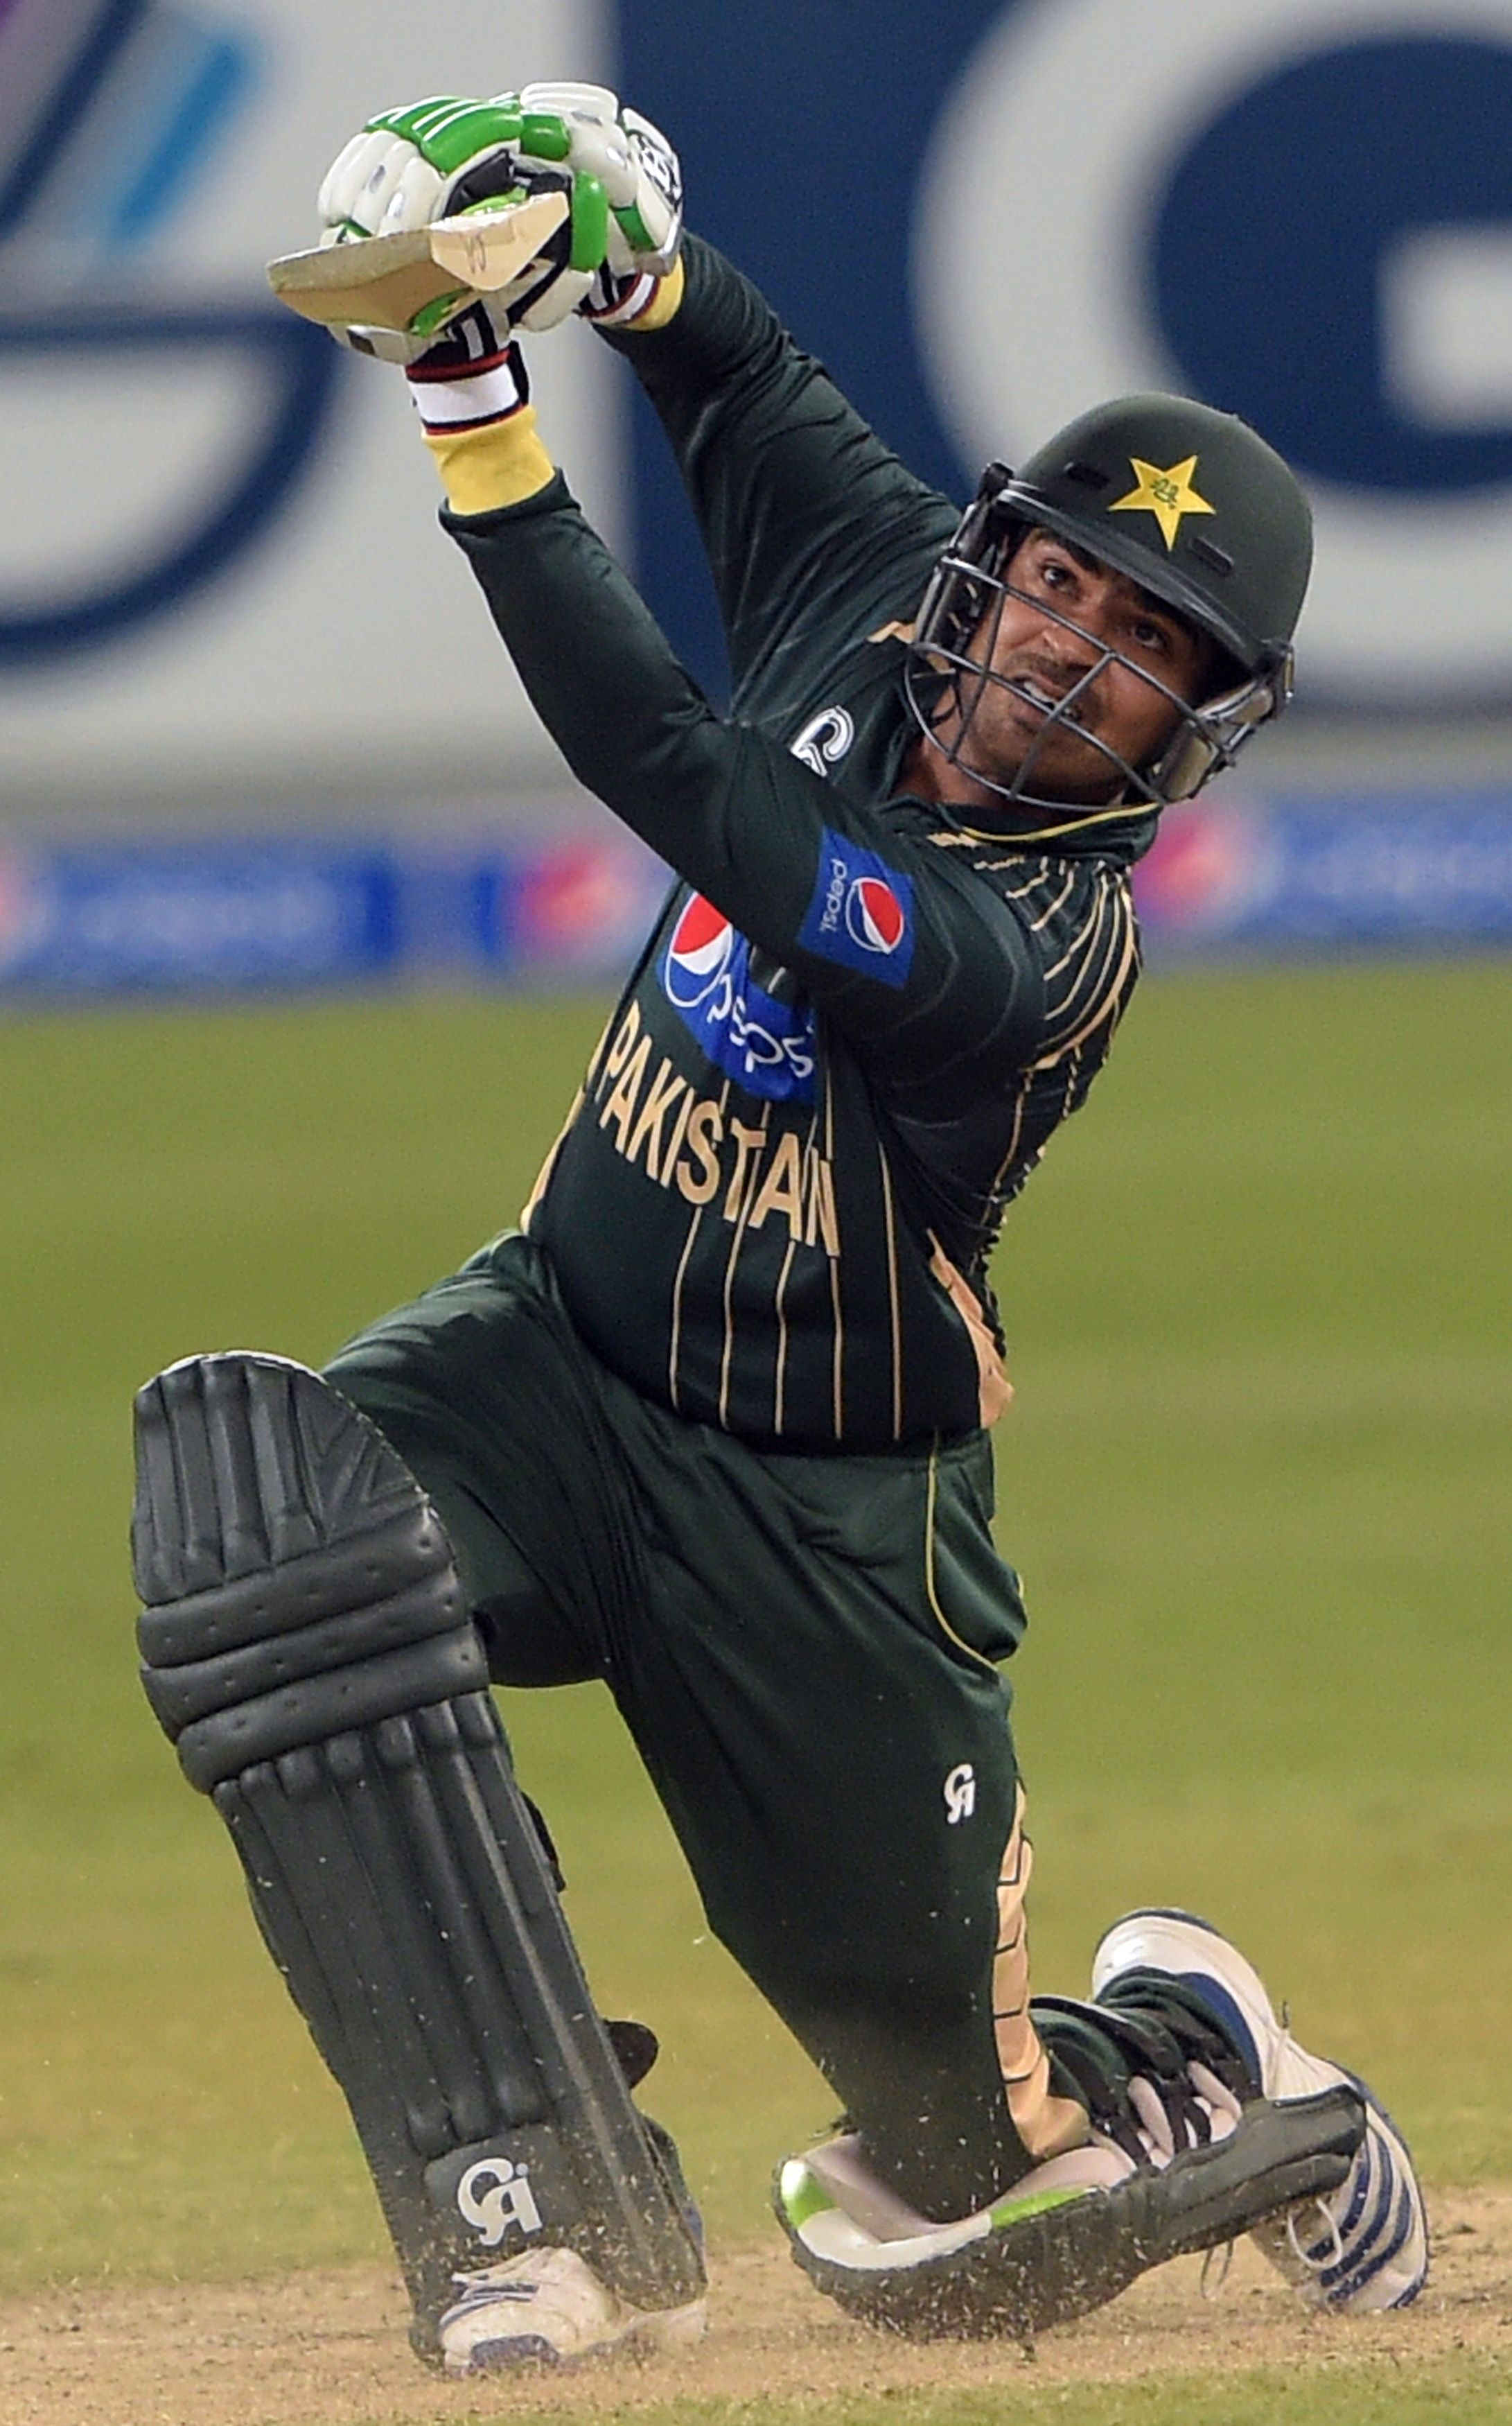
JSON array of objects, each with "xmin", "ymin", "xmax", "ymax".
[
  {"xmin": 1014, "ymin": 393, "xmax": 1312, "ymax": 674},
  {"xmin": 907, "ymin": 392, "xmax": 1313, "ymax": 818}
]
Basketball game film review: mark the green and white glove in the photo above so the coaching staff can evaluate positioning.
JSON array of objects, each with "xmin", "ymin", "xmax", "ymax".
[{"xmin": 316, "ymin": 82, "xmax": 682, "ymax": 358}]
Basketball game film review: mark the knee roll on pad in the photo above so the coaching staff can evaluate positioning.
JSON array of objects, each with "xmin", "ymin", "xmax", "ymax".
[{"xmin": 133, "ymin": 1353, "xmax": 703, "ymax": 2354}]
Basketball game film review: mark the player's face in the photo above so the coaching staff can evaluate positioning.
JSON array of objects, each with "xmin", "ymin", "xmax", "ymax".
[{"xmin": 931, "ymin": 528, "xmax": 1215, "ymax": 807}]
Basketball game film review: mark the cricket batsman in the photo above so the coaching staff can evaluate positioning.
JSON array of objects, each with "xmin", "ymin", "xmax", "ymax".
[{"xmin": 131, "ymin": 82, "xmax": 1427, "ymax": 2371}]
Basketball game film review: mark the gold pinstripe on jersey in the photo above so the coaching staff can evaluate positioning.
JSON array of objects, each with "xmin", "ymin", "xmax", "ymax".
[
  {"xmin": 719, "ymin": 1101, "xmax": 773, "ymax": 1427},
  {"xmin": 824, "ymin": 1061, "xmax": 845, "ymax": 1439},
  {"xmin": 913, "ymin": 850, "xmax": 1142, "ymax": 1376},
  {"xmin": 538, "ymin": 845, "xmax": 1141, "ymax": 1447},
  {"xmin": 877, "ymin": 1140, "xmax": 904, "ymax": 1441},
  {"xmin": 668, "ymin": 1079, "xmax": 731, "ymax": 1411}
]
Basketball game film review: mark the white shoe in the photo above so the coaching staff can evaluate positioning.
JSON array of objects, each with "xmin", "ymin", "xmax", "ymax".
[
  {"xmin": 439, "ymin": 2244, "xmax": 708, "ymax": 2373},
  {"xmin": 1091, "ymin": 1908, "xmax": 1428, "ymax": 2310}
]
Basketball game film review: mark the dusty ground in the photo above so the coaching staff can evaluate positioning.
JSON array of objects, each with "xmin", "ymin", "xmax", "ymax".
[{"xmin": 3, "ymin": 2190, "xmax": 1509, "ymax": 2425}]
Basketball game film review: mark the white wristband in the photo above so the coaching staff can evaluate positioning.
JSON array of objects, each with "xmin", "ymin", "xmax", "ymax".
[
  {"xmin": 583, "ymin": 271, "xmax": 660, "ymax": 326},
  {"xmin": 407, "ymin": 350, "xmax": 526, "ymax": 433}
]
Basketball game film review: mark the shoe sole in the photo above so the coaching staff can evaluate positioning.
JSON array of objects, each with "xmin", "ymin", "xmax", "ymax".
[{"xmin": 446, "ymin": 2294, "xmax": 707, "ymax": 2374}]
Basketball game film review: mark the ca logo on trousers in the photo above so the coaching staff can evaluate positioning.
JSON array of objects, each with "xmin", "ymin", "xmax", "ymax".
[
  {"xmin": 457, "ymin": 2157, "xmax": 543, "ymax": 2245},
  {"xmin": 944, "ymin": 1763, "xmax": 976, "ymax": 1824}
]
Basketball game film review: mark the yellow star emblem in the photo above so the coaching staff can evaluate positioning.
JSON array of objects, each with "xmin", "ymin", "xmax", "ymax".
[{"xmin": 1109, "ymin": 455, "xmax": 1216, "ymax": 551}]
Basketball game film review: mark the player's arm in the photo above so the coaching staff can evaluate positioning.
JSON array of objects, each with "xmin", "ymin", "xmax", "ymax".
[
  {"xmin": 298, "ymin": 89, "xmax": 948, "ymax": 693},
  {"xmin": 301, "ymin": 94, "xmax": 1040, "ymax": 1075},
  {"xmin": 387, "ymin": 276, "xmax": 1040, "ymax": 1083},
  {"xmin": 441, "ymin": 469, "xmax": 1044, "ymax": 1080},
  {"xmin": 601, "ymin": 232, "xmax": 957, "ymax": 710}
]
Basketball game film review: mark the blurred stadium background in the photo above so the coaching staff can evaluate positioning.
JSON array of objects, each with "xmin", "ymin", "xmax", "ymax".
[
  {"xmin": 1, "ymin": 0, "xmax": 1511, "ymax": 2320},
  {"xmin": 7, "ymin": 0, "xmax": 1512, "ymax": 974}
]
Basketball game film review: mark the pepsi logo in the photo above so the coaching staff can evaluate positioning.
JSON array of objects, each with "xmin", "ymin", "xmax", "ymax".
[
  {"xmin": 665, "ymin": 892, "xmax": 735, "ymax": 1006},
  {"xmin": 799, "ymin": 835, "xmax": 915, "ymax": 986},
  {"xmin": 844, "ymin": 875, "xmax": 908, "ymax": 955},
  {"xmin": 661, "ymin": 896, "xmax": 818, "ymax": 1101}
]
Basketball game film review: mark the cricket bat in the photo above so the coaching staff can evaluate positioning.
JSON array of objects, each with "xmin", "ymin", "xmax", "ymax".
[{"xmin": 267, "ymin": 191, "xmax": 570, "ymax": 333}]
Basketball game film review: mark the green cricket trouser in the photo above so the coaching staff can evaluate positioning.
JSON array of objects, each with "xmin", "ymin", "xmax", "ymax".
[{"xmin": 325, "ymin": 1228, "xmax": 1038, "ymax": 2218}]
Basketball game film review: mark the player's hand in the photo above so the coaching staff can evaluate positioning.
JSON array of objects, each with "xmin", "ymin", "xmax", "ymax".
[
  {"xmin": 515, "ymin": 82, "xmax": 683, "ymax": 326},
  {"xmin": 316, "ymin": 84, "xmax": 682, "ymax": 354}
]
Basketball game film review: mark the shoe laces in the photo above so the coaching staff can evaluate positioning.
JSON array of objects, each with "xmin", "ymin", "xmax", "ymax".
[
  {"xmin": 446, "ymin": 2271, "xmax": 538, "ymax": 2317},
  {"xmin": 1122, "ymin": 2058, "xmax": 1243, "ymax": 2169},
  {"xmin": 445, "ymin": 2249, "xmax": 555, "ymax": 2313},
  {"xmin": 1283, "ymin": 2196, "xmax": 1346, "ymax": 2276},
  {"xmin": 1033, "ymin": 1990, "xmax": 1251, "ymax": 2173}
]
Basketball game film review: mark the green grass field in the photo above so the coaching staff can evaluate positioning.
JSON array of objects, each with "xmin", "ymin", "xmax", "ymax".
[{"xmin": 1, "ymin": 960, "xmax": 1509, "ymax": 2421}]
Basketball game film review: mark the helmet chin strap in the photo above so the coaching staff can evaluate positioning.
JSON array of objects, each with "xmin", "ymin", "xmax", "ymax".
[{"xmin": 925, "ymin": 783, "xmax": 1159, "ymax": 849}]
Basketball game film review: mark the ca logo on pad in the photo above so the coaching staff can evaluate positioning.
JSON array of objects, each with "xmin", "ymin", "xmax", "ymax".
[{"xmin": 457, "ymin": 2157, "xmax": 543, "ymax": 2246}]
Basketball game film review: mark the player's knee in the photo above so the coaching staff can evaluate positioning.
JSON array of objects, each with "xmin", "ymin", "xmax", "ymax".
[
  {"xmin": 134, "ymin": 1354, "xmax": 486, "ymax": 1791},
  {"xmin": 325, "ymin": 1322, "xmax": 601, "ymax": 1689}
]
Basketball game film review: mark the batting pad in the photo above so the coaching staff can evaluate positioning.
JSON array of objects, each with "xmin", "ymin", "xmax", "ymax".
[{"xmin": 132, "ymin": 1353, "xmax": 703, "ymax": 2355}]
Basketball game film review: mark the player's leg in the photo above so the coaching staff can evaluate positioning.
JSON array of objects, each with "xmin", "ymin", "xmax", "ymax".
[
  {"xmin": 132, "ymin": 1250, "xmax": 705, "ymax": 2371},
  {"xmin": 568, "ymin": 1397, "xmax": 1040, "ymax": 2209},
  {"xmin": 328, "ymin": 1267, "xmax": 1054, "ymax": 2226},
  {"xmin": 324, "ymin": 1254, "xmax": 712, "ymax": 2362},
  {"xmin": 573, "ymin": 1397, "xmax": 1365, "ymax": 2339}
]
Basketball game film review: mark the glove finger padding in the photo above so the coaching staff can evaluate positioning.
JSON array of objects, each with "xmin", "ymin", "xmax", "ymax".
[
  {"xmin": 518, "ymin": 83, "xmax": 683, "ymax": 274},
  {"xmin": 318, "ymin": 123, "xmax": 448, "ymax": 242},
  {"xmin": 312, "ymin": 84, "xmax": 684, "ymax": 351}
]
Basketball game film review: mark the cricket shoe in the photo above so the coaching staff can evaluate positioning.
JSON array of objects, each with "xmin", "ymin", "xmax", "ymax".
[
  {"xmin": 1091, "ymin": 1909, "xmax": 1428, "ymax": 2311},
  {"xmin": 775, "ymin": 2063, "xmax": 1362, "ymax": 2343},
  {"xmin": 439, "ymin": 2244, "xmax": 707, "ymax": 2373}
]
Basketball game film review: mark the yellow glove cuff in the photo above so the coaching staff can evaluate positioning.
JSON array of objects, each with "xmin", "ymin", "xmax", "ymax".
[
  {"xmin": 424, "ymin": 404, "xmax": 555, "ymax": 516},
  {"xmin": 624, "ymin": 256, "xmax": 685, "ymax": 330},
  {"xmin": 421, "ymin": 255, "xmax": 683, "ymax": 516}
]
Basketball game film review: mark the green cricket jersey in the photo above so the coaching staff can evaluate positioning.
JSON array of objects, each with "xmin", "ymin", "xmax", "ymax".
[{"xmin": 444, "ymin": 237, "xmax": 1155, "ymax": 1449}]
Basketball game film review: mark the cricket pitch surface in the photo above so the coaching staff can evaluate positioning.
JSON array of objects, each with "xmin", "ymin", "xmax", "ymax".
[{"xmin": 3, "ymin": 2188, "xmax": 1509, "ymax": 2426}]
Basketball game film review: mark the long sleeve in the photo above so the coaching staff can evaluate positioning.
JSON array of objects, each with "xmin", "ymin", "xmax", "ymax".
[
  {"xmin": 444, "ymin": 475, "xmax": 1045, "ymax": 1083},
  {"xmin": 427, "ymin": 256, "xmax": 1139, "ymax": 1449},
  {"xmin": 602, "ymin": 236, "xmax": 958, "ymax": 715}
]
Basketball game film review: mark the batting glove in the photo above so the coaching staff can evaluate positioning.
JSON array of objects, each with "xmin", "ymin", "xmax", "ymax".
[
  {"xmin": 317, "ymin": 85, "xmax": 683, "ymax": 359},
  {"xmin": 516, "ymin": 82, "xmax": 683, "ymax": 328}
]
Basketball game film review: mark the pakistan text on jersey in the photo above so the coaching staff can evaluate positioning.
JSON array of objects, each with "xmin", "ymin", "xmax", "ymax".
[{"xmin": 592, "ymin": 1001, "xmax": 839, "ymax": 1257}]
